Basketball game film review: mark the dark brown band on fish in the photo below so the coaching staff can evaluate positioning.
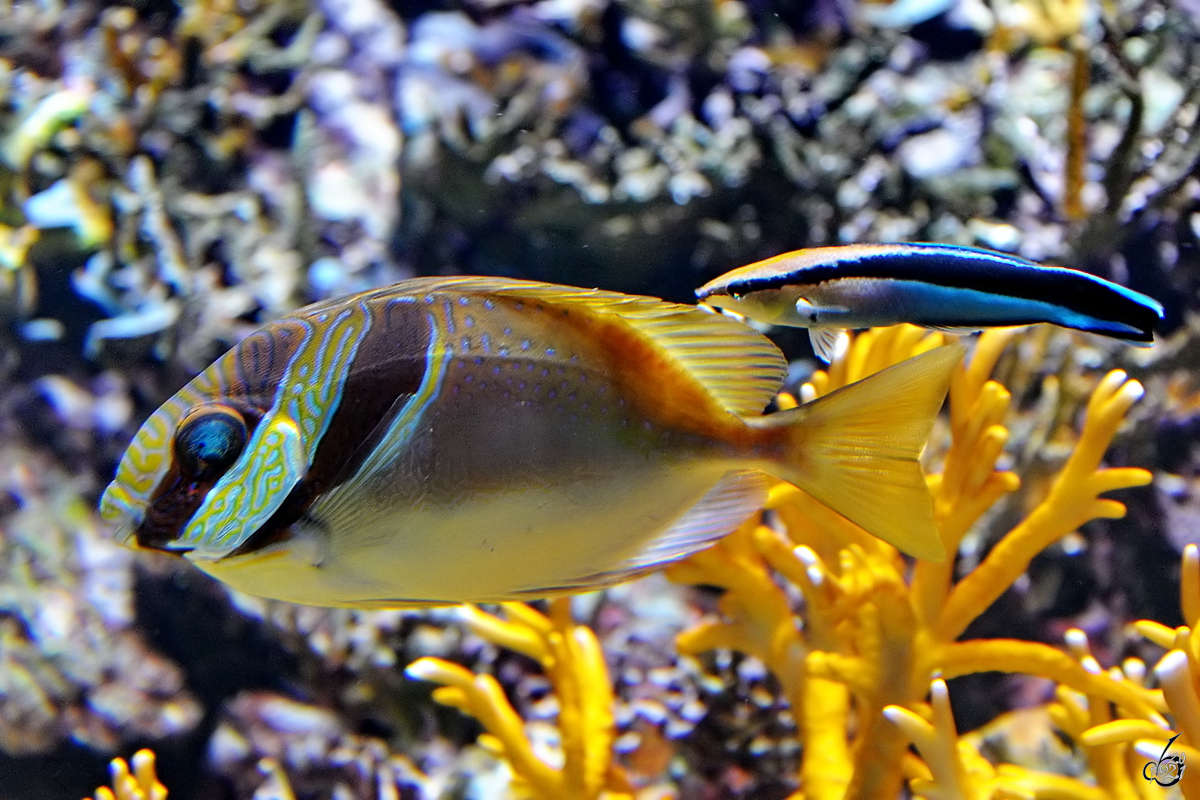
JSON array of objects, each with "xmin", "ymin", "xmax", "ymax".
[
  {"xmin": 298, "ymin": 297, "xmax": 431, "ymax": 495},
  {"xmin": 136, "ymin": 464, "xmax": 210, "ymax": 549},
  {"xmin": 225, "ymin": 297, "xmax": 432, "ymax": 556}
]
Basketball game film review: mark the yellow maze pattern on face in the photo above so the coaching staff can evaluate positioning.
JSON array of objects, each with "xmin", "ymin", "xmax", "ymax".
[
  {"xmin": 100, "ymin": 370, "xmax": 227, "ymax": 524},
  {"xmin": 181, "ymin": 301, "xmax": 372, "ymax": 555}
]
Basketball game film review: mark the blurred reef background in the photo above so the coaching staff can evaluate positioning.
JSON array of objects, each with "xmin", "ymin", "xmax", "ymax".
[{"xmin": 3, "ymin": 0, "xmax": 1200, "ymax": 797}]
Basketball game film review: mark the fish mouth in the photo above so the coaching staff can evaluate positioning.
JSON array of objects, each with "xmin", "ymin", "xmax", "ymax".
[
  {"xmin": 98, "ymin": 486, "xmax": 142, "ymax": 547},
  {"xmin": 99, "ymin": 484, "xmax": 194, "ymax": 556},
  {"xmin": 103, "ymin": 512, "xmax": 196, "ymax": 557}
]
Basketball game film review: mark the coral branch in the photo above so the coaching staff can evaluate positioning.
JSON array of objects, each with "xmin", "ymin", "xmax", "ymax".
[
  {"xmin": 800, "ymin": 677, "xmax": 853, "ymax": 800},
  {"xmin": 86, "ymin": 750, "xmax": 167, "ymax": 800},
  {"xmin": 883, "ymin": 681, "xmax": 970, "ymax": 800},
  {"xmin": 937, "ymin": 371, "xmax": 1151, "ymax": 641},
  {"xmin": 407, "ymin": 601, "xmax": 630, "ymax": 800},
  {"xmin": 938, "ymin": 639, "xmax": 1163, "ymax": 722},
  {"xmin": 1156, "ymin": 650, "xmax": 1200, "ymax": 747},
  {"xmin": 1081, "ymin": 719, "xmax": 1173, "ymax": 747},
  {"xmin": 914, "ymin": 329, "xmax": 1022, "ymax": 624},
  {"xmin": 458, "ymin": 605, "xmax": 550, "ymax": 663},
  {"xmin": 887, "ymin": 679, "xmax": 1109, "ymax": 800},
  {"xmin": 1184, "ymin": 545, "xmax": 1200, "ymax": 629},
  {"xmin": 407, "ymin": 658, "xmax": 562, "ymax": 796}
]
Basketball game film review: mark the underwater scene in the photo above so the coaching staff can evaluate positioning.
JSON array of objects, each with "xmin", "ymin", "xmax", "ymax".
[{"xmin": 1, "ymin": 0, "xmax": 1200, "ymax": 797}]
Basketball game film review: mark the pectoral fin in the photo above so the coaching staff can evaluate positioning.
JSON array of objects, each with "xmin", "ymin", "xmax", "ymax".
[
  {"xmin": 924, "ymin": 325, "xmax": 984, "ymax": 335},
  {"xmin": 809, "ymin": 328, "xmax": 850, "ymax": 363}
]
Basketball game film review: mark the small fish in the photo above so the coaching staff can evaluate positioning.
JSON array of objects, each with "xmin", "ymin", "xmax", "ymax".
[
  {"xmin": 696, "ymin": 243, "xmax": 1165, "ymax": 362},
  {"xmin": 100, "ymin": 277, "xmax": 963, "ymax": 607}
]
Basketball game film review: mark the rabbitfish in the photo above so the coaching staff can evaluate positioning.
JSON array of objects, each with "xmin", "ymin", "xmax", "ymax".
[
  {"xmin": 100, "ymin": 277, "xmax": 963, "ymax": 607},
  {"xmin": 697, "ymin": 242, "xmax": 1165, "ymax": 362}
]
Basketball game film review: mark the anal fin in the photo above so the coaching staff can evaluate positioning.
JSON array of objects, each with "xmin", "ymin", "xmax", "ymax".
[
  {"xmin": 626, "ymin": 469, "xmax": 768, "ymax": 569},
  {"xmin": 513, "ymin": 470, "xmax": 769, "ymax": 596}
]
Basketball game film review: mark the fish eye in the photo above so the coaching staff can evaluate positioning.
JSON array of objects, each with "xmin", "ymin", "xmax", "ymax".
[{"xmin": 174, "ymin": 404, "xmax": 247, "ymax": 479}]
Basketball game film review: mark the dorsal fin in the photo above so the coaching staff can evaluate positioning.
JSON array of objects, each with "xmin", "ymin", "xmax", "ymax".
[{"xmin": 394, "ymin": 276, "xmax": 788, "ymax": 417}]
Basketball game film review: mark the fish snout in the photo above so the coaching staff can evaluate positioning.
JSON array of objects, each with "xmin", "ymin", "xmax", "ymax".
[{"xmin": 98, "ymin": 483, "xmax": 144, "ymax": 547}]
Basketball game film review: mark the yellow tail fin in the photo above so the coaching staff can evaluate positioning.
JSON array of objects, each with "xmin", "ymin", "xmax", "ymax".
[{"xmin": 758, "ymin": 345, "xmax": 964, "ymax": 561}]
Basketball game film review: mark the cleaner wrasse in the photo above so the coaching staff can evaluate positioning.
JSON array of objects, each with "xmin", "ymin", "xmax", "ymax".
[
  {"xmin": 100, "ymin": 276, "xmax": 963, "ymax": 607},
  {"xmin": 696, "ymin": 242, "xmax": 1165, "ymax": 362}
]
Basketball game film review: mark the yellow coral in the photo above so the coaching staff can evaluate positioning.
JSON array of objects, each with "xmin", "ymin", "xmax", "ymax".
[
  {"xmin": 668, "ymin": 325, "xmax": 1155, "ymax": 799},
  {"xmin": 888, "ymin": 542, "xmax": 1200, "ymax": 800},
  {"xmin": 1077, "ymin": 542, "xmax": 1200, "ymax": 798},
  {"xmin": 883, "ymin": 535, "xmax": 1200, "ymax": 800},
  {"xmin": 85, "ymin": 749, "xmax": 167, "ymax": 800},
  {"xmin": 406, "ymin": 599, "xmax": 633, "ymax": 800},
  {"xmin": 402, "ymin": 324, "xmax": 1163, "ymax": 799},
  {"xmin": 886, "ymin": 678, "xmax": 1110, "ymax": 800},
  {"xmin": 85, "ymin": 749, "xmax": 298, "ymax": 800}
]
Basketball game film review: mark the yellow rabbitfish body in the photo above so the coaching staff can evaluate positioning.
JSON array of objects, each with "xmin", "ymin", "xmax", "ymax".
[{"xmin": 100, "ymin": 277, "xmax": 963, "ymax": 607}]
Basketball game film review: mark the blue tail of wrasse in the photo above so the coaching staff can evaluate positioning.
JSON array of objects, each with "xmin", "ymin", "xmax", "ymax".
[{"xmin": 696, "ymin": 243, "xmax": 1165, "ymax": 350}]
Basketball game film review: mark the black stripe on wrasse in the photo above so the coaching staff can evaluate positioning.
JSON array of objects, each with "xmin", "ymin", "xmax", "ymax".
[
  {"xmin": 225, "ymin": 296, "xmax": 432, "ymax": 556},
  {"xmin": 717, "ymin": 244, "xmax": 1164, "ymax": 341}
]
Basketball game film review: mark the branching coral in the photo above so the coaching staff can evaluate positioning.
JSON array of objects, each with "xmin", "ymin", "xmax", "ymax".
[
  {"xmin": 885, "ymin": 677, "xmax": 1113, "ymax": 800},
  {"xmin": 885, "ymin": 544, "xmax": 1200, "ymax": 800},
  {"xmin": 407, "ymin": 599, "xmax": 634, "ymax": 800},
  {"xmin": 666, "ymin": 325, "xmax": 1154, "ymax": 799},
  {"xmin": 85, "ymin": 749, "xmax": 167, "ymax": 800},
  {"xmin": 1074, "ymin": 542, "xmax": 1200, "ymax": 798},
  {"xmin": 85, "ymin": 748, "xmax": 303, "ymax": 800}
]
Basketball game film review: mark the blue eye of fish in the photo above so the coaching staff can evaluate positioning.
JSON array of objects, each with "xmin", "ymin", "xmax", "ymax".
[{"xmin": 174, "ymin": 405, "xmax": 247, "ymax": 479}]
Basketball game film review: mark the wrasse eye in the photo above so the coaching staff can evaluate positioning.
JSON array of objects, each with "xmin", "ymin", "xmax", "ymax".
[{"xmin": 175, "ymin": 404, "xmax": 247, "ymax": 479}]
